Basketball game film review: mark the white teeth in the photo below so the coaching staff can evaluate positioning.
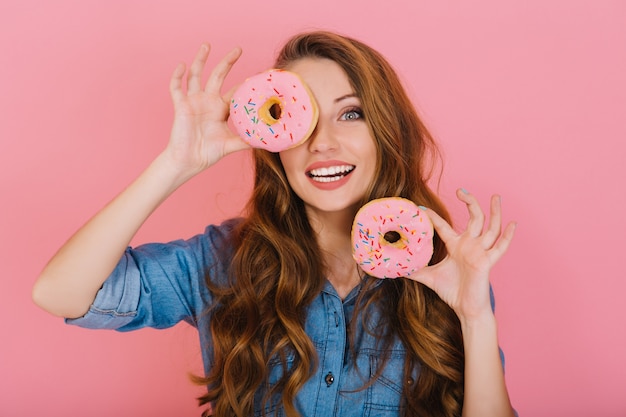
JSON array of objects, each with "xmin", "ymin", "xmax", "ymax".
[
  {"xmin": 312, "ymin": 175, "xmax": 344, "ymax": 183},
  {"xmin": 308, "ymin": 165, "xmax": 355, "ymax": 177}
]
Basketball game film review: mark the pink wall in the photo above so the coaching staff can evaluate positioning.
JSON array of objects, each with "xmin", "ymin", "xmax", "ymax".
[{"xmin": 1, "ymin": 1, "xmax": 624, "ymax": 416}]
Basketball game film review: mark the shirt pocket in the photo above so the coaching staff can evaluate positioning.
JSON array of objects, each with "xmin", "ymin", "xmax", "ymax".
[
  {"xmin": 363, "ymin": 353, "xmax": 408, "ymax": 417},
  {"xmin": 253, "ymin": 352, "xmax": 295, "ymax": 417}
]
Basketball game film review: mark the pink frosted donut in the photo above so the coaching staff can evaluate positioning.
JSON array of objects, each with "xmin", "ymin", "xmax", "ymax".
[
  {"xmin": 351, "ymin": 197, "xmax": 434, "ymax": 279},
  {"xmin": 229, "ymin": 69, "xmax": 319, "ymax": 152}
]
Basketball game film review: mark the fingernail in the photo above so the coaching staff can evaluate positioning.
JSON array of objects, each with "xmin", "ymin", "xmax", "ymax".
[{"xmin": 460, "ymin": 188, "xmax": 469, "ymax": 194}]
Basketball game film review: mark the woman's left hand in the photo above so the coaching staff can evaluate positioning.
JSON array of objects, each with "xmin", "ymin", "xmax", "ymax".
[{"xmin": 408, "ymin": 189, "xmax": 516, "ymax": 321}]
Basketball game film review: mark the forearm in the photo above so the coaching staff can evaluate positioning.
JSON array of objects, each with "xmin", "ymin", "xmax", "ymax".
[
  {"xmin": 32, "ymin": 152, "xmax": 189, "ymax": 318},
  {"xmin": 460, "ymin": 312, "xmax": 515, "ymax": 417}
]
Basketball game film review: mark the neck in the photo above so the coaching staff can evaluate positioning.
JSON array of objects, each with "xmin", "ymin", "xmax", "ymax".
[{"xmin": 306, "ymin": 206, "xmax": 362, "ymax": 299}]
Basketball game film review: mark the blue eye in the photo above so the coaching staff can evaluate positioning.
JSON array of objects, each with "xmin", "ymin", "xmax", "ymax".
[{"xmin": 341, "ymin": 108, "xmax": 363, "ymax": 121}]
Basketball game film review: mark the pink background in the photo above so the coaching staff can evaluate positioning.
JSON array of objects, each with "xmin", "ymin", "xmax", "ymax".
[{"xmin": 1, "ymin": 1, "xmax": 625, "ymax": 416}]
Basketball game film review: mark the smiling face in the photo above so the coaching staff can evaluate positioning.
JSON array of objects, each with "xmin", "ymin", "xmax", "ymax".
[{"xmin": 279, "ymin": 58, "xmax": 377, "ymax": 219}]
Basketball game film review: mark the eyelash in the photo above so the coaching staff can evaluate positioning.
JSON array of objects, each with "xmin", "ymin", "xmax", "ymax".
[{"xmin": 340, "ymin": 107, "xmax": 364, "ymax": 121}]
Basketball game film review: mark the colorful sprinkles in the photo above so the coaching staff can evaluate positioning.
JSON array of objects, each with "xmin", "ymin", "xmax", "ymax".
[
  {"xmin": 351, "ymin": 197, "xmax": 434, "ymax": 279},
  {"xmin": 229, "ymin": 69, "xmax": 318, "ymax": 152}
]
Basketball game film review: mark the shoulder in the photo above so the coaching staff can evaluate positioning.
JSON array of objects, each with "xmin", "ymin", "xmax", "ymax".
[
  {"xmin": 189, "ymin": 217, "xmax": 244, "ymax": 280},
  {"xmin": 202, "ymin": 217, "xmax": 243, "ymax": 246},
  {"xmin": 193, "ymin": 217, "xmax": 243, "ymax": 262}
]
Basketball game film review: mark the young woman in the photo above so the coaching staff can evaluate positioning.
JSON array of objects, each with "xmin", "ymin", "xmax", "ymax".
[{"xmin": 33, "ymin": 31, "xmax": 517, "ymax": 417}]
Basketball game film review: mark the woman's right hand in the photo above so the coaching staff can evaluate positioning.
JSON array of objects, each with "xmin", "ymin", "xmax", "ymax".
[
  {"xmin": 32, "ymin": 44, "xmax": 249, "ymax": 318},
  {"xmin": 164, "ymin": 43, "xmax": 250, "ymax": 181}
]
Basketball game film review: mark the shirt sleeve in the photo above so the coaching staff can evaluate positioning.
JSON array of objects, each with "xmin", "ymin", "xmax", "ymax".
[
  {"xmin": 489, "ymin": 284, "xmax": 509, "ymax": 371},
  {"xmin": 65, "ymin": 219, "xmax": 239, "ymax": 332},
  {"xmin": 491, "ymin": 285, "xmax": 519, "ymax": 416}
]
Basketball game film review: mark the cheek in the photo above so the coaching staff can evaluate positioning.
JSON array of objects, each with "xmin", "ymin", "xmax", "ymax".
[
  {"xmin": 278, "ymin": 149, "xmax": 302, "ymax": 182},
  {"xmin": 361, "ymin": 138, "xmax": 379, "ymax": 185},
  {"xmin": 278, "ymin": 151, "xmax": 294, "ymax": 171},
  {"xmin": 355, "ymin": 133, "xmax": 378, "ymax": 165},
  {"xmin": 363, "ymin": 165, "xmax": 378, "ymax": 191}
]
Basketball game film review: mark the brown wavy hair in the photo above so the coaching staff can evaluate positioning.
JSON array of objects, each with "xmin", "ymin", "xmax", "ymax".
[{"xmin": 192, "ymin": 31, "xmax": 464, "ymax": 417}]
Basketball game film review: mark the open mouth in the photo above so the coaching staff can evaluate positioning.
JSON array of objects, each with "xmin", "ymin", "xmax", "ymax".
[{"xmin": 307, "ymin": 165, "xmax": 355, "ymax": 183}]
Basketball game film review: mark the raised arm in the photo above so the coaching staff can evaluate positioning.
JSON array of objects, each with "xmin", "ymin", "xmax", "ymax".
[
  {"xmin": 410, "ymin": 189, "xmax": 517, "ymax": 417},
  {"xmin": 32, "ymin": 44, "xmax": 248, "ymax": 318}
]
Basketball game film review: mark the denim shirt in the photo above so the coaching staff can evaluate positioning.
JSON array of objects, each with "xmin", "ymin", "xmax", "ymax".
[{"xmin": 66, "ymin": 219, "xmax": 503, "ymax": 416}]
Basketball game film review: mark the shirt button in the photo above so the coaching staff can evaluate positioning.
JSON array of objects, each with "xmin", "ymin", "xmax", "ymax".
[{"xmin": 325, "ymin": 372, "xmax": 335, "ymax": 387}]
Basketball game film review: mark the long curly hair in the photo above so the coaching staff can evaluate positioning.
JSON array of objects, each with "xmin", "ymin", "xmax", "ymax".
[{"xmin": 192, "ymin": 31, "xmax": 464, "ymax": 417}]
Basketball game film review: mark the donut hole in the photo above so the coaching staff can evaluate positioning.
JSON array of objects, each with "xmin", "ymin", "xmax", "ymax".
[
  {"xmin": 269, "ymin": 102, "xmax": 282, "ymax": 120},
  {"xmin": 383, "ymin": 231, "xmax": 402, "ymax": 244},
  {"xmin": 259, "ymin": 97, "xmax": 283, "ymax": 125}
]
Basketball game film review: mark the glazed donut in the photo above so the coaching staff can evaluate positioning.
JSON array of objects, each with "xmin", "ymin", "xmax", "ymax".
[
  {"xmin": 351, "ymin": 197, "xmax": 434, "ymax": 279},
  {"xmin": 230, "ymin": 69, "xmax": 318, "ymax": 152}
]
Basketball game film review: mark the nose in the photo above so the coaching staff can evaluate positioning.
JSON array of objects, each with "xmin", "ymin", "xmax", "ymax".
[{"xmin": 307, "ymin": 121, "xmax": 338, "ymax": 153}]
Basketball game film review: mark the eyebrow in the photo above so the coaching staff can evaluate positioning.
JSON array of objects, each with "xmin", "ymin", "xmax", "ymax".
[{"xmin": 334, "ymin": 93, "xmax": 359, "ymax": 103}]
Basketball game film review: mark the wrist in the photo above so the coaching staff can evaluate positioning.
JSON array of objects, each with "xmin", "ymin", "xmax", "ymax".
[
  {"xmin": 458, "ymin": 310, "xmax": 498, "ymax": 336},
  {"xmin": 152, "ymin": 150, "xmax": 202, "ymax": 190}
]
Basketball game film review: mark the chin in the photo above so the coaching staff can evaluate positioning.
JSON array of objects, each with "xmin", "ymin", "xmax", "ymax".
[{"xmin": 306, "ymin": 197, "xmax": 363, "ymax": 215}]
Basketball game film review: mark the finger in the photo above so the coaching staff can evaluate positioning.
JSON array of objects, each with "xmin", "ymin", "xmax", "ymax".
[
  {"xmin": 222, "ymin": 134, "xmax": 253, "ymax": 155},
  {"xmin": 188, "ymin": 43, "xmax": 211, "ymax": 94},
  {"xmin": 223, "ymin": 83, "xmax": 240, "ymax": 104},
  {"xmin": 488, "ymin": 221, "xmax": 517, "ymax": 262},
  {"xmin": 205, "ymin": 47, "xmax": 242, "ymax": 95},
  {"xmin": 169, "ymin": 62, "xmax": 187, "ymax": 103},
  {"xmin": 457, "ymin": 188, "xmax": 485, "ymax": 237},
  {"xmin": 422, "ymin": 206, "xmax": 457, "ymax": 244},
  {"xmin": 407, "ymin": 264, "xmax": 437, "ymax": 291},
  {"xmin": 481, "ymin": 194, "xmax": 503, "ymax": 249}
]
